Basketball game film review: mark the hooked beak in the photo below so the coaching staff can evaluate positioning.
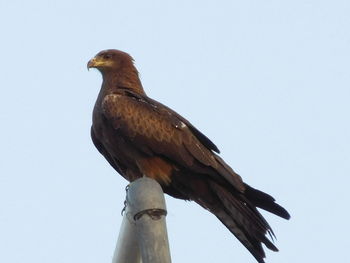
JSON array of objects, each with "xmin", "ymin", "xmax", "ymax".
[
  {"xmin": 87, "ymin": 55, "xmax": 114, "ymax": 71},
  {"xmin": 87, "ymin": 57, "xmax": 97, "ymax": 70},
  {"xmin": 87, "ymin": 56, "xmax": 109, "ymax": 70}
]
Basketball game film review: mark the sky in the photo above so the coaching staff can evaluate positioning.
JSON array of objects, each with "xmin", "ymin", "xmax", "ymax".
[{"xmin": 1, "ymin": 1, "xmax": 349, "ymax": 262}]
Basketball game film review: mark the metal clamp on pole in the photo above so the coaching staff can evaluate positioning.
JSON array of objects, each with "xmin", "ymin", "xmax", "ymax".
[{"xmin": 113, "ymin": 177, "xmax": 172, "ymax": 263}]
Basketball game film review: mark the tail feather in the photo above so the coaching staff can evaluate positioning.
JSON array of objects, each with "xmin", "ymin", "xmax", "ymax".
[
  {"xmin": 209, "ymin": 182, "xmax": 278, "ymax": 263},
  {"xmin": 168, "ymin": 170, "xmax": 290, "ymax": 263},
  {"xmin": 244, "ymin": 184, "xmax": 291, "ymax": 220},
  {"xmin": 213, "ymin": 208, "xmax": 267, "ymax": 263}
]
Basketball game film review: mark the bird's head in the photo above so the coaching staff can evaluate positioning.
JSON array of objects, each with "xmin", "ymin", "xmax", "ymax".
[
  {"xmin": 87, "ymin": 49, "xmax": 135, "ymax": 73},
  {"xmin": 88, "ymin": 49, "xmax": 145, "ymax": 94}
]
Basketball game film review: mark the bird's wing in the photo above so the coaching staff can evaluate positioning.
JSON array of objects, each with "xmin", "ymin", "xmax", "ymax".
[
  {"xmin": 101, "ymin": 91, "xmax": 244, "ymax": 191},
  {"xmin": 91, "ymin": 126, "xmax": 126, "ymax": 176},
  {"xmin": 143, "ymin": 95, "xmax": 221, "ymax": 153}
]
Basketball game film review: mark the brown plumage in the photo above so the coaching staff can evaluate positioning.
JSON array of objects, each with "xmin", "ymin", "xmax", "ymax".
[{"xmin": 88, "ymin": 49, "xmax": 290, "ymax": 263}]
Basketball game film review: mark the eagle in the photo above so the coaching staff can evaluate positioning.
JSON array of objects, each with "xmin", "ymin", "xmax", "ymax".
[{"xmin": 88, "ymin": 49, "xmax": 290, "ymax": 263}]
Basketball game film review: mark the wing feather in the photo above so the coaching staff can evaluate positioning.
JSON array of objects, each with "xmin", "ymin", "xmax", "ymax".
[
  {"xmin": 90, "ymin": 127, "xmax": 126, "ymax": 176},
  {"xmin": 102, "ymin": 94, "xmax": 195, "ymax": 167},
  {"xmin": 101, "ymin": 93, "xmax": 244, "ymax": 191}
]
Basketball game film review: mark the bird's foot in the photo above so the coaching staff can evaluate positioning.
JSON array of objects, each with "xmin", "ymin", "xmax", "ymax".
[
  {"xmin": 121, "ymin": 184, "xmax": 130, "ymax": 215},
  {"xmin": 121, "ymin": 199, "xmax": 127, "ymax": 216}
]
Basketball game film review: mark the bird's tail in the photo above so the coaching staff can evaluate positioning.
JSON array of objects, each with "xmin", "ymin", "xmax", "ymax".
[
  {"xmin": 168, "ymin": 169, "xmax": 290, "ymax": 263},
  {"xmin": 243, "ymin": 183, "xmax": 290, "ymax": 220},
  {"xmin": 203, "ymin": 181, "xmax": 290, "ymax": 263}
]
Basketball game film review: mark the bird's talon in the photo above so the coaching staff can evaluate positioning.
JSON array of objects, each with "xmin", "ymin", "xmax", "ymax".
[{"xmin": 121, "ymin": 199, "xmax": 127, "ymax": 216}]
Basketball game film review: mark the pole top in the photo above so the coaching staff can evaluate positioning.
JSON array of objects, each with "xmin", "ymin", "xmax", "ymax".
[{"xmin": 127, "ymin": 177, "xmax": 167, "ymax": 220}]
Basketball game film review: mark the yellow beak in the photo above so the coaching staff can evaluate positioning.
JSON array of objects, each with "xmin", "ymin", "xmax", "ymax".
[
  {"xmin": 87, "ymin": 57, "xmax": 99, "ymax": 70},
  {"xmin": 87, "ymin": 56, "xmax": 115, "ymax": 70},
  {"xmin": 87, "ymin": 56, "xmax": 111, "ymax": 70}
]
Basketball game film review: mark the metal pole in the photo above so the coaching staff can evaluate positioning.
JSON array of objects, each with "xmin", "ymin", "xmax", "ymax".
[
  {"xmin": 112, "ymin": 205, "xmax": 142, "ymax": 263},
  {"xmin": 113, "ymin": 177, "xmax": 171, "ymax": 263}
]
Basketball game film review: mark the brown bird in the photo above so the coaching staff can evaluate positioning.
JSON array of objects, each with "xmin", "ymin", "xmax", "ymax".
[{"xmin": 88, "ymin": 49, "xmax": 290, "ymax": 263}]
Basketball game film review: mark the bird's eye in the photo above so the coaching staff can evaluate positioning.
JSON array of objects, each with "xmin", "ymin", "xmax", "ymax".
[{"xmin": 103, "ymin": 54, "xmax": 112, "ymax": 59}]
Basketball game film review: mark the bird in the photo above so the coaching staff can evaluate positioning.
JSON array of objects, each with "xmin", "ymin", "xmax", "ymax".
[{"xmin": 88, "ymin": 49, "xmax": 290, "ymax": 263}]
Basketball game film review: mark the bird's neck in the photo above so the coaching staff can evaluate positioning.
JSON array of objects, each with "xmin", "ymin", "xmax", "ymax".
[{"xmin": 102, "ymin": 68, "xmax": 146, "ymax": 96}]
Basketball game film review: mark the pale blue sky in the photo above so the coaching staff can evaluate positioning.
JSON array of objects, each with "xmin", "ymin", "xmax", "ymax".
[{"xmin": 1, "ymin": 1, "xmax": 349, "ymax": 262}]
